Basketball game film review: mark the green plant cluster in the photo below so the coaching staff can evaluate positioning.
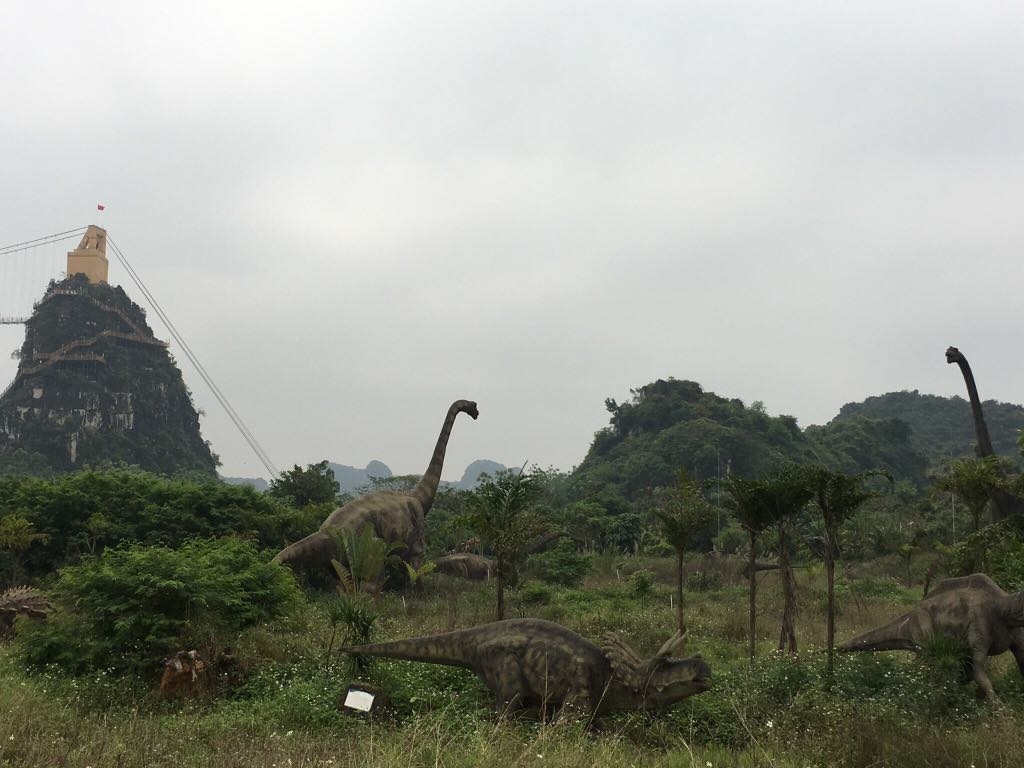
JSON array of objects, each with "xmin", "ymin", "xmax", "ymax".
[
  {"xmin": 18, "ymin": 537, "xmax": 301, "ymax": 674},
  {"xmin": 526, "ymin": 539, "xmax": 591, "ymax": 587}
]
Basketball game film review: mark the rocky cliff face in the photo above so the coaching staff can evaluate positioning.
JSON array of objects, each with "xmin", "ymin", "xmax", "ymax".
[{"xmin": 0, "ymin": 275, "xmax": 217, "ymax": 476}]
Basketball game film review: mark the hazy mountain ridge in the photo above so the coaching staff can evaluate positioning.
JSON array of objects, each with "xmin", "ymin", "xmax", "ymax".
[{"xmin": 222, "ymin": 458, "xmax": 510, "ymax": 495}]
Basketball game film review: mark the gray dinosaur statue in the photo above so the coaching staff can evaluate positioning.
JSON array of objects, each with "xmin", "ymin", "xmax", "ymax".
[
  {"xmin": 838, "ymin": 573, "xmax": 1024, "ymax": 704},
  {"xmin": 273, "ymin": 400, "xmax": 478, "ymax": 588},
  {"xmin": 343, "ymin": 617, "xmax": 712, "ymax": 717}
]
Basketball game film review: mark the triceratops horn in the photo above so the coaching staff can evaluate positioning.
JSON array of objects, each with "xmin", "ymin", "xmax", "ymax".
[{"xmin": 656, "ymin": 629, "xmax": 687, "ymax": 657}]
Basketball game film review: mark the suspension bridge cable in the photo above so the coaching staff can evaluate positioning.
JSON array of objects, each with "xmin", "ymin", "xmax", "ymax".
[
  {"xmin": 107, "ymin": 237, "xmax": 280, "ymax": 478},
  {"xmin": 110, "ymin": 239, "xmax": 280, "ymax": 478},
  {"xmin": 0, "ymin": 227, "xmax": 88, "ymax": 255},
  {"xmin": 108, "ymin": 238, "xmax": 279, "ymax": 478}
]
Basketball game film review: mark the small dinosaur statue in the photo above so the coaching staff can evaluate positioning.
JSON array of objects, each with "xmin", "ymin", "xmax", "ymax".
[
  {"xmin": 343, "ymin": 618, "xmax": 712, "ymax": 717},
  {"xmin": 433, "ymin": 553, "xmax": 495, "ymax": 580},
  {"xmin": 838, "ymin": 573, "xmax": 1024, "ymax": 704},
  {"xmin": 0, "ymin": 585, "xmax": 52, "ymax": 631},
  {"xmin": 274, "ymin": 399, "xmax": 478, "ymax": 589}
]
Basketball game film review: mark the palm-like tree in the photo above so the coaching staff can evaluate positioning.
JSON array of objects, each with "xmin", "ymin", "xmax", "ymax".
[
  {"xmin": 720, "ymin": 474, "xmax": 776, "ymax": 661},
  {"xmin": 721, "ymin": 466, "xmax": 813, "ymax": 659},
  {"xmin": 805, "ymin": 466, "xmax": 889, "ymax": 679},
  {"xmin": 654, "ymin": 471, "xmax": 715, "ymax": 635},
  {"xmin": 760, "ymin": 467, "xmax": 814, "ymax": 655}
]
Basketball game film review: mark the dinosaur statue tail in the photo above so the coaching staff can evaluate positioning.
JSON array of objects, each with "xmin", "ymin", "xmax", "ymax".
[
  {"xmin": 837, "ymin": 612, "xmax": 920, "ymax": 653},
  {"xmin": 272, "ymin": 530, "xmax": 336, "ymax": 567},
  {"xmin": 343, "ymin": 631, "xmax": 475, "ymax": 670}
]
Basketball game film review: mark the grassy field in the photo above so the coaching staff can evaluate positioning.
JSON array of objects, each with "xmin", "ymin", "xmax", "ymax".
[{"xmin": 3, "ymin": 555, "xmax": 1024, "ymax": 768}]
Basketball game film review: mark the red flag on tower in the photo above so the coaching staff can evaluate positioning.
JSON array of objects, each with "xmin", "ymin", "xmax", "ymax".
[{"xmin": 97, "ymin": 204, "xmax": 106, "ymax": 211}]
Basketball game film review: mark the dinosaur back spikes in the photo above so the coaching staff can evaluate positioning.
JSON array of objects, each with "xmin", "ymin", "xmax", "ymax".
[{"xmin": 0, "ymin": 585, "xmax": 53, "ymax": 626}]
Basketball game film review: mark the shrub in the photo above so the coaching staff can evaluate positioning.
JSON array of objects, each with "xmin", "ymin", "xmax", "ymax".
[
  {"xmin": 18, "ymin": 537, "xmax": 302, "ymax": 675},
  {"xmin": 949, "ymin": 522, "xmax": 1024, "ymax": 589},
  {"xmin": 527, "ymin": 540, "xmax": 591, "ymax": 587},
  {"xmin": 630, "ymin": 569, "xmax": 654, "ymax": 598},
  {"xmin": 846, "ymin": 575, "xmax": 906, "ymax": 600},
  {"xmin": 686, "ymin": 569, "xmax": 721, "ymax": 592},
  {"xmin": 517, "ymin": 580, "xmax": 554, "ymax": 606}
]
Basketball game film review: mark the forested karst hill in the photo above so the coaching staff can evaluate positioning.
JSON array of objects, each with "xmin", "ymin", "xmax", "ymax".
[
  {"xmin": 833, "ymin": 390, "xmax": 1024, "ymax": 467},
  {"xmin": 569, "ymin": 379, "xmax": 1020, "ymax": 509},
  {"xmin": 0, "ymin": 275, "xmax": 217, "ymax": 477}
]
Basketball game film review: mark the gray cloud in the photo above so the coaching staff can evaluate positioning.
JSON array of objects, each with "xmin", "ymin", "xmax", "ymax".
[{"xmin": 2, "ymin": 1, "xmax": 1022, "ymax": 479}]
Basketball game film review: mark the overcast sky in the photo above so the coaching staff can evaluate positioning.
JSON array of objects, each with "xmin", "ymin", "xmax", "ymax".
[{"xmin": 2, "ymin": 1, "xmax": 1022, "ymax": 481}]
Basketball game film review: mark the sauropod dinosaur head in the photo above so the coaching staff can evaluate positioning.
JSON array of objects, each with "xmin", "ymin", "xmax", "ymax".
[
  {"xmin": 946, "ymin": 346, "xmax": 963, "ymax": 365},
  {"xmin": 455, "ymin": 400, "xmax": 479, "ymax": 420}
]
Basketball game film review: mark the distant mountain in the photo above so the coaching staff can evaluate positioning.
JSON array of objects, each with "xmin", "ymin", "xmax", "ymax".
[
  {"xmin": 454, "ymin": 459, "xmax": 508, "ymax": 490},
  {"xmin": 327, "ymin": 460, "xmax": 393, "ymax": 494},
  {"xmin": 217, "ymin": 458, "xmax": 507, "ymax": 497}
]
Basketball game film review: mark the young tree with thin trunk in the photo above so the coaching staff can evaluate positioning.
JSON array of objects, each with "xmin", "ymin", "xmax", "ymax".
[
  {"xmin": 805, "ymin": 466, "xmax": 890, "ymax": 681},
  {"xmin": 760, "ymin": 467, "xmax": 814, "ymax": 655},
  {"xmin": 654, "ymin": 471, "xmax": 715, "ymax": 635},
  {"xmin": 719, "ymin": 475, "xmax": 775, "ymax": 662},
  {"xmin": 721, "ymin": 467, "xmax": 813, "ymax": 659},
  {"xmin": 456, "ymin": 469, "xmax": 550, "ymax": 620}
]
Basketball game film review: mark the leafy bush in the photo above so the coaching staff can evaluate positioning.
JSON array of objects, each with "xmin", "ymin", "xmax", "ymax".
[
  {"xmin": 517, "ymin": 580, "xmax": 554, "ymax": 606},
  {"xmin": 527, "ymin": 540, "xmax": 591, "ymax": 587},
  {"xmin": 18, "ymin": 537, "xmax": 301, "ymax": 675},
  {"xmin": 949, "ymin": 522, "xmax": 1024, "ymax": 589},
  {"xmin": 844, "ymin": 575, "xmax": 906, "ymax": 599},
  {"xmin": 630, "ymin": 569, "xmax": 654, "ymax": 598},
  {"xmin": 0, "ymin": 469, "xmax": 315, "ymax": 579},
  {"xmin": 686, "ymin": 569, "xmax": 721, "ymax": 592}
]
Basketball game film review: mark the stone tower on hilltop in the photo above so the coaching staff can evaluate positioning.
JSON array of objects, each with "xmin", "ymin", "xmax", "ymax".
[
  {"xmin": 0, "ymin": 227, "xmax": 217, "ymax": 476},
  {"xmin": 66, "ymin": 225, "xmax": 109, "ymax": 284}
]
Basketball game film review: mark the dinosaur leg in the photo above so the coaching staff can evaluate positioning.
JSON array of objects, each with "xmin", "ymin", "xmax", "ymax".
[
  {"xmin": 969, "ymin": 648, "xmax": 1000, "ymax": 706},
  {"xmin": 958, "ymin": 655, "xmax": 974, "ymax": 686},
  {"xmin": 1009, "ymin": 634, "xmax": 1024, "ymax": 678},
  {"xmin": 479, "ymin": 652, "xmax": 525, "ymax": 715}
]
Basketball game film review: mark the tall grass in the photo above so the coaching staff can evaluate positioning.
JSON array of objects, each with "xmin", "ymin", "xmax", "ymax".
[{"xmin": 4, "ymin": 557, "xmax": 1024, "ymax": 767}]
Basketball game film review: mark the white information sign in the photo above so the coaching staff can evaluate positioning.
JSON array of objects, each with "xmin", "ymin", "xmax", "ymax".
[{"xmin": 344, "ymin": 689, "xmax": 375, "ymax": 712}]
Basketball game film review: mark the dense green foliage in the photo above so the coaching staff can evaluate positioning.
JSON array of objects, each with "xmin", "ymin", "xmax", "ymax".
[
  {"xmin": 0, "ymin": 274, "xmax": 217, "ymax": 476},
  {"xmin": 18, "ymin": 537, "xmax": 301, "ymax": 674},
  {"xmin": 7, "ymin": 560, "xmax": 1024, "ymax": 767},
  {"xmin": 0, "ymin": 468, "xmax": 318, "ymax": 582}
]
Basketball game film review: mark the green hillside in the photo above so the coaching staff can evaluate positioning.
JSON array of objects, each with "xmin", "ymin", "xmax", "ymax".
[
  {"xmin": 569, "ymin": 378, "xmax": 979, "ymax": 508},
  {"xmin": 834, "ymin": 390, "xmax": 1024, "ymax": 466}
]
